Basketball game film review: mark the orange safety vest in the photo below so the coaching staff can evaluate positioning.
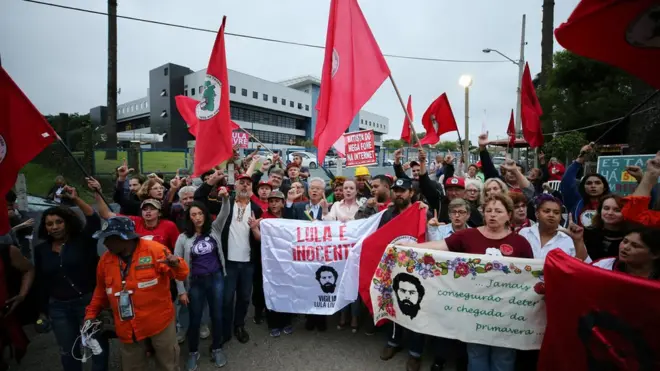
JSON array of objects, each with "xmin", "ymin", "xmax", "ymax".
[{"xmin": 85, "ymin": 239, "xmax": 189, "ymax": 343}]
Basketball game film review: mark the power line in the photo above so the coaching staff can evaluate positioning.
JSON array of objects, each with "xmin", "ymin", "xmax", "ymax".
[
  {"xmin": 24, "ymin": 0, "xmax": 510, "ymax": 64},
  {"xmin": 543, "ymin": 106, "xmax": 656, "ymax": 136}
]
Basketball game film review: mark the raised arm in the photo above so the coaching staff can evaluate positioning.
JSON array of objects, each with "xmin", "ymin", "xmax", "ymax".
[
  {"xmin": 478, "ymin": 133, "xmax": 500, "ymax": 180},
  {"xmin": 87, "ymin": 178, "xmax": 116, "ymax": 220},
  {"xmin": 393, "ymin": 149, "xmax": 410, "ymax": 180},
  {"xmin": 212, "ymin": 188, "xmax": 231, "ymax": 235},
  {"xmin": 621, "ymin": 153, "xmax": 660, "ymax": 227},
  {"xmin": 560, "ymin": 144, "xmax": 592, "ymax": 214}
]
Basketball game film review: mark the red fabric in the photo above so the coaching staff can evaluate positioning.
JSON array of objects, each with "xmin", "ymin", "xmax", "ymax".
[
  {"xmin": 178, "ymin": 96, "xmax": 239, "ymax": 137},
  {"xmin": 314, "ymin": 0, "xmax": 390, "ymax": 166},
  {"xmin": 174, "ymin": 17, "xmax": 233, "ymax": 176},
  {"xmin": 250, "ymin": 194, "xmax": 268, "ymax": 212},
  {"xmin": 538, "ymin": 249, "xmax": 660, "ymax": 370},
  {"xmin": 377, "ymin": 201, "xmax": 391, "ymax": 212},
  {"xmin": 445, "ymin": 228, "xmax": 533, "ymax": 258},
  {"xmin": 622, "ymin": 195, "xmax": 660, "ymax": 227},
  {"xmin": 359, "ymin": 204, "xmax": 427, "ymax": 318},
  {"xmin": 0, "ymin": 256, "xmax": 28, "ymax": 361},
  {"xmin": 548, "ymin": 162, "xmax": 565, "ymax": 181},
  {"xmin": 555, "ymin": 0, "xmax": 660, "ymax": 89},
  {"xmin": 126, "ymin": 216, "xmax": 180, "ymax": 251},
  {"xmin": 400, "ymin": 95, "xmax": 413, "ymax": 143},
  {"xmin": 507, "ymin": 108, "xmax": 516, "ymax": 147},
  {"xmin": 0, "ymin": 67, "xmax": 57, "ymax": 234},
  {"xmin": 520, "ymin": 63, "xmax": 544, "ymax": 148},
  {"xmin": 420, "ymin": 93, "xmax": 458, "ymax": 146}
]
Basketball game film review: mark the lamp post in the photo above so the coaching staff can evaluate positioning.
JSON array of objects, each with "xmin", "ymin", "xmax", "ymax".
[
  {"xmin": 483, "ymin": 14, "xmax": 527, "ymax": 162},
  {"xmin": 458, "ymin": 75, "xmax": 473, "ymax": 161}
]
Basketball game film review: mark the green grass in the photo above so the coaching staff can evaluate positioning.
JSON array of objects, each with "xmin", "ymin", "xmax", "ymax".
[
  {"xmin": 21, "ymin": 163, "xmax": 63, "ymax": 197},
  {"xmin": 93, "ymin": 150, "xmax": 187, "ymax": 174}
]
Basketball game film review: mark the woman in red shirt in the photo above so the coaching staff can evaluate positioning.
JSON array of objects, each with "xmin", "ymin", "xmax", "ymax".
[
  {"xmin": 408, "ymin": 193, "xmax": 532, "ymax": 371},
  {"xmin": 547, "ymin": 158, "xmax": 565, "ymax": 181}
]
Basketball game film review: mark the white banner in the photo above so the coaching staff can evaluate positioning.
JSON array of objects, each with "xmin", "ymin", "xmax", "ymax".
[
  {"xmin": 261, "ymin": 212, "xmax": 384, "ymax": 315},
  {"xmin": 371, "ymin": 245, "xmax": 546, "ymax": 350}
]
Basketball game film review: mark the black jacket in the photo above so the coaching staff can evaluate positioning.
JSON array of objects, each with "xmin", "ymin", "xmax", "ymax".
[
  {"xmin": 113, "ymin": 181, "xmax": 141, "ymax": 216},
  {"xmin": 283, "ymin": 201, "xmax": 324, "ymax": 221}
]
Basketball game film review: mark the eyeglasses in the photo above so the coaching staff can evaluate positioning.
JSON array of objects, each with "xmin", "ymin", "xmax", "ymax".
[
  {"xmin": 466, "ymin": 189, "xmax": 479, "ymax": 193},
  {"xmin": 450, "ymin": 210, "xmax": 468, "ymax": 216}
]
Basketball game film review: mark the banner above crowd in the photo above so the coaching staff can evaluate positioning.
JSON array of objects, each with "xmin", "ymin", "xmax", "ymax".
[
  {"xmin": 260, "ymin": 213, "xmax": 384, "ymax": 315},
  {"xmin": 370, "ymin": 245, "xmax": 547, "ymax": 350},
  {"xmin": 596, "ymin": 154, "xmax": 655, "ymax": 196},
  {"xmin": 344, "ymin": 130, "xmax": 377, "ymax": 167}
]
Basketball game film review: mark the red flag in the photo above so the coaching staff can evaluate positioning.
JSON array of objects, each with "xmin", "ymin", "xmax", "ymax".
[
  {"xmin": 419, "ymin": 93, "xmax": 458, "ymax": 146},
  {"xmin": 174, "ymin": 16, "xmax": 233, "ymax": 176},
  {"xmin": 176, "ymin": 95, "xmax": 239, "ymax": 137},
  {"xmin": 507, "ymin": 109, "xmax": 516, "ymax": 147},
  {"xmin": 520, "ymin": 63, "xmax": 544, "ymax": 148},
  {"xmin": 400, "ymin": 95, "xmax": 413, "ymax": 143},
  {"xmin": 0, "ymin": 67, "xmax": 57, "ymax": 234},
  {"xmin": 359, "ymin": 204, "xmax": 427, "ymax": 320},
  {"xmin": 538, "ymin": 250, "xmax": 660, "ymax": 370},
  {"xmin": 555, "ymin": 0, "xmax": 660, "ymax": 89},
  {"xmin": 314, "ymin": 0, "xmax": 390, "ymax": 166}
]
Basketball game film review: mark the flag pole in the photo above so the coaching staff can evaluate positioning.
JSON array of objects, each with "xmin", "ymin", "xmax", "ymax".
[
  {"xmin": 388, "ymin": 75, "xmax": 423, "ymax": 148},
  {"xmin": 56, "ymin": 136, "xmax": 112, "ymax": 208},
  {"xmin": 238, "ymin": 126, "xmax": 276, "ymax": 155},
  {"xmin": 455, "ymin": 125, "xmax": 466, "ymax": 165}
]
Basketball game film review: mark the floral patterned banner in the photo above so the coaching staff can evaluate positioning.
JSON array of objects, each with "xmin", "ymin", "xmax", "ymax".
[{"xmin": 370, "ymin": 245, "xmax": 547, "ymax": 350}]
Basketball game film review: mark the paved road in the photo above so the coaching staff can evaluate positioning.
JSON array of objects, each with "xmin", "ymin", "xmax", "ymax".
[{"xmin": 15, "ymin": 311, "xmax": 457, "ymax": 371}]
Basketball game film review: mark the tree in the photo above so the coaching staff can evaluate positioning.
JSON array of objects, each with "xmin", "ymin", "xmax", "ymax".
[
  {"xmin": 435, "ymin": 141, "xmax": 458, "ymax": 152},
  {"xmin": 537, "ymin": 51, "xmax": 639, "ymax": 143},
  {"xmin": 382, "ymin": 139, "xmax": 405, "ymax": 149},
  {"xmin": 542, "ymin": 132, "xmax": 586, "ymax": 164},
  {"xmin": 105, "ymin": 0, "xmax": 118, "ymax": 160},
  {"xmin": 540, "ymin": 0, "xmax": 555, "ymax": 86}
]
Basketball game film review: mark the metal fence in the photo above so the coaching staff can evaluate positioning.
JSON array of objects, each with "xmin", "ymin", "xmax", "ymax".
[{"xmin": 92, "ymin": 148, "xmax": 190, "ymax": 175}]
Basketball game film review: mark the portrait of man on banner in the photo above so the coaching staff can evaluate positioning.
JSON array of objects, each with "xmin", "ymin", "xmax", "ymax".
[
  {"xmin": 393, "ymin": 272, "xmax": 425, "ymax": 320},
  {"xmin": 316, "ymin": 265, "xmax": 339, "ymax": 294}
]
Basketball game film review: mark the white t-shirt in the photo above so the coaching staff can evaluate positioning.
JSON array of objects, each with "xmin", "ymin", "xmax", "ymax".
[
  {"xmin": 519, "ymin": 224, "xmax": 592, "ymax": 262},
  {"xmin": 227, "ymin": 201, "xmax": 252, "ymax": 262},
  {"xmin": 591, "ymin": 257, "xmax": 616, "ymax": 271}
]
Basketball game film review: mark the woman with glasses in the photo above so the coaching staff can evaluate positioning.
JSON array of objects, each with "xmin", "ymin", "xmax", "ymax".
[
  {"xmin": 509, "ymin": 193, "xmax": 533, "ymax": 233},
  {"xmin": 428, "ymin": 199, "xmax": 472, "ymax": 240}
]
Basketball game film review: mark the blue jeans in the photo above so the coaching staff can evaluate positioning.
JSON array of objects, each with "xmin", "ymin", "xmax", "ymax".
[
  {"xmin": 388, "ymin": 324, "xmax": 425, "ymax": 358},
  {"xmin": 222, "ymin": 261, "xmax": 254, "ymax": 340},
  {"xmin": 467, "ymin": 343, "xmax": 516, "ymax": 371},
  {"xmin": 49, "ymin": 293, "xmax": 109, "ymax": 371},
  {"xmin": 187, "ymin": 271, "xmax": 224, "ymax": 353}
]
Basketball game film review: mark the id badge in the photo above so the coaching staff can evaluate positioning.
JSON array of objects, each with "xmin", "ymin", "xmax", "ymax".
[{"xmin": 117, "ymin": 290, "xmax": 135, "ymax": 321}]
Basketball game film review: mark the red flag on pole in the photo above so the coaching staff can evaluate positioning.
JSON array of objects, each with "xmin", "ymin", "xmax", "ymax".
[
  {"xmin": 555, "ymin": 0, "xmax": 660, "ymax": 89},
  {"xmin": 538, "ymin": 250, "xmax": 660, "ymax": 370},
  {"xmin": 507, "ymin": 109, "xmax": 516, "ymax": 147},
  {"xmin": 419, "ymin": 93, "xmax": 458, "ymax": 146},
  {"xmin": 175, "ymin": 16, "xmax": 233, "ymax": 176},
  {"xmin": 314, "ymin": 0, "xmax": 390, "ymax": 166},
  {"xmin": 520, "ymin": 63, "xmax": 544, "ymax": 148},
  {"xmin": 0, "ymin": 67, "xmax": 57, "ymax": 234},
  {"xmin": 400, "ymin": 95, "xmax": 413, "ymax": 143},
  {"xmin": 176, "ymin": 95, "xmax": 238, "ymax": 137},
  {"xmin": 359, "ymin": 204, "xmax": 427, "ymax": 319}
]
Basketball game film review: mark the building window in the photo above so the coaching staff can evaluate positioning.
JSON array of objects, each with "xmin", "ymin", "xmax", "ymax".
[
  {"xmin": 305, "ymin": 105, "xmax": 309, "ymax": 111},
  {"xmin": 298, "ymin": 103, "xmax": 303, "ymax": 109},
  {"xmin": 263, "ymin": 94, "xmax": 268, "ymax": 101},
  {"xmin": 199, "ymin": 85, "xmax": 203, "ymax": 94},
  {"xmin": 230, "ymin": 85, "xmax": 236, "ymax": 94},
  {"xmin": 146, "ymin": 102, "xmax": 149, "ymax": 108},
  {"xmin": 253, "ymin": 91, "xmax": 258, "ymax": 99},
  {"xmin": 164, "ymin": 67, "xmax": 168, "ymax": 76},
  {"xmin": 304, "ymin": 89, "xmax": 309, "ymax": 93},
  {"xmin": 272, "ymin": 96, "xmax": 277, "ymax": 103},
  {"xmin": 184, "ymin": 89, "xmax": 188, "ymax": 96},
  {"xmin": 191, "ymin": 88, "xmax": 196, "ymax": 96},
  {"xmin": 241, "ymin": 88, "xmax": 247, "ymax": 97},
  {"xmin": 281, "ymin": 98, "xmax": 286, "ymax": 105},
  {"xmin": 290, "ymin": 101, "xmax": 294, "ymax": 108}
]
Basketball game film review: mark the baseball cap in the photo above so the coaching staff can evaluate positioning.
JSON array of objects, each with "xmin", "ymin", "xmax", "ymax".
[
  {"xmin": 444, "ymin": 177, "xmax": 465, "ymax": 189},
  {"xmin": 93, "ymin": 216, "xmax": 141, "ymax": 240},
  {"xmin": 286, "ymin": 162, "xmax": 300, "ymax": 170},
  {"xmin": 392, "ymin": 178, "xmax": 413, "ymax": 190},
  {"xmin": 140, "ymin": 199, "xmax": 162, "ymax": 210},
  {"xmin": 268, "ymin": 190, "xmax": 285, "ymax": 200},
  {"xmin": 235, "ymin": 174, "xmax": 253, "ymax": 182},
  {"xmin": 257, "ymin": 181, "xmax": 272, "ymax": 189}
]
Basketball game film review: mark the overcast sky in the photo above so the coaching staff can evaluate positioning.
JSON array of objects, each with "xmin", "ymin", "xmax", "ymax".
[{"xmin": 1, "ymin": 0, "xmax": 580, "ymax": 143}]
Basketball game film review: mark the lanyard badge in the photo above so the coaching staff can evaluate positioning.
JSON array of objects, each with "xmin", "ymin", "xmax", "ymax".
[{"xmin": 116, "ymin": 257, "xmax": 135, "ymax": 321}]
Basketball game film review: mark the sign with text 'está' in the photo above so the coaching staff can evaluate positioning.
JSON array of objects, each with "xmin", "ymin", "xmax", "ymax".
[
  {"xmin": 596, "ymin": 154, "xmax": 655, "ymax": 196},
  {"xmin": 344, "ymin": 130, "xmax": 376, "ymax": 167},
  {"xmin": 371, "ymin": 246, "xmax": 546, "ymax": 350}
]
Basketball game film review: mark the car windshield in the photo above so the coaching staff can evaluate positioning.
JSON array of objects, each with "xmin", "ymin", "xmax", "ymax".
[{"xmin": 492, "ymin": 157, "xmax": 506, "ymax": 165}]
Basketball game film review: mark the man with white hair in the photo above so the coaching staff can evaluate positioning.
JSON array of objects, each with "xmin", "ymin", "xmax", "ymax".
[{"xmin": 284, "ymin": 177, "xmax": 330, "ymax": 331}]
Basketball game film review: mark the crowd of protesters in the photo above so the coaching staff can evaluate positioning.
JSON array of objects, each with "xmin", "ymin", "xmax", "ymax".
[{"xmin": 0, "ymin": 137, "xmax": 658, "ymax": 371}]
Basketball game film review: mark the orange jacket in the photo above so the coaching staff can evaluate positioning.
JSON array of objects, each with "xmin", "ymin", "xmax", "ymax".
[
  {"xmin": 621, "ymin": 195, "xmax": 660, "ymax": 227},
  {"xmin": 85, "ymin": 239, "xmax": 189, "ymax": 343}
]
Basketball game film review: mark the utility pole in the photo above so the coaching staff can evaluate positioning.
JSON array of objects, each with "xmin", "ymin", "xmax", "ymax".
[
  {"xmin": 541, "ymin": 0, "xmax": 555, "ymax": 86},
  {"xmin": 105, "ymin": 0, "xmax": 118, "ymax": 160},
  {"xmin": 514, "ymin": 14, "xmax": 526, "ymax": 162}
]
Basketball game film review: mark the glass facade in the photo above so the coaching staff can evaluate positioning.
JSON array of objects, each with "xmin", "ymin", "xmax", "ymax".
[
  {"xmin": 229, "ymin": 105, "xmax": 307, "ymax": 130},
  {"xmin": 246, "ymin": 129, "xmax": 298, "ymax": 145}
]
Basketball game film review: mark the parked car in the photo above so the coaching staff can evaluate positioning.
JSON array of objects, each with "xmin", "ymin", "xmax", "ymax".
[
  {"xmin": 288, "ymin": 151, "xmax": 319, "ymax": 169},
  {"xmin": 492, "ymin": 156, "xmax": 506, "ymax": 170},
  {"xmin": 383, "ymin": 158, "xmax": 394, "ymax": 166},
  {"xmin": 326, "ymin": 156, "xmax": 346, "ymax": 167}
]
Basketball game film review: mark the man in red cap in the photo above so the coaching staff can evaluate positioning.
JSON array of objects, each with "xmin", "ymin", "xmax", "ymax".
[{"xmin": 251, "ymin": 181, "xmax": 272, "ymax": 212}]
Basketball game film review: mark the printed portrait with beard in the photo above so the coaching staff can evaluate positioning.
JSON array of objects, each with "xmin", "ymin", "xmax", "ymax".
[
  {"xmin": 393, "ymin": 272, "xmax": 425, "ymax": 320},
  {"xmin": 315, "ymin": 265, "xmax": 338, "ymax": 294}
]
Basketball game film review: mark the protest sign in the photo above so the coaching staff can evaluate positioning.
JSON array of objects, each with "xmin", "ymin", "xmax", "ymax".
[
  {"xmin": 260, "ymin": 212, "xmax": 384, "ymax": 315},
  {"xmin": 344, "ymin": 130, "xmax": 376, "ymax": 167},
  {"xmin": 596, "ymin": 154, "xmax": 655, "ymax": 196},
  {"xmin": 370, "ymin": 245, "xmax": 546, "ymax": 350},
  {"xmin": 232, "ymin": 130, "xmax": 249, "ymax": 149}
]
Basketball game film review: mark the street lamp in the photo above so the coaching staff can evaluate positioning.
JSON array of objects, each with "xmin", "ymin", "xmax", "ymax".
[{"xmin": 459, "ymin": 75, "xmax": 473, "ymax": 161}]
